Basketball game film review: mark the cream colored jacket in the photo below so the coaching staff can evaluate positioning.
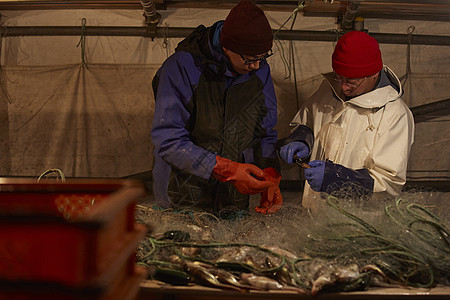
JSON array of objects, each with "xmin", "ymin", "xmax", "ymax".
[{"xmin": 290, "ymin": 66, "xmax": 415, "ymax": 210}]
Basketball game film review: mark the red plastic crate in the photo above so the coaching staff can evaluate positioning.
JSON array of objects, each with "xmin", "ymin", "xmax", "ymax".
[
  {"xmin": 0, "ymin": 178, "xmax": 146, "ymax": 287},
  {"xmin": 0, "ymin": 266, "xmax": 147, "ymax": 300},
  {"xmin": 0, "ymin": 224, "xmax": 148, "ymax": 300}
]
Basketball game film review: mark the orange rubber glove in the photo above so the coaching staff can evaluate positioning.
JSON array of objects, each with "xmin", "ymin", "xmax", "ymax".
[
  {"xmin": 212, "ymin": 156, "xmax": 273, "ymax": 195},
  {"xmin": 255, "ymin": 167, "xmax": 283, "ymax": 214}
]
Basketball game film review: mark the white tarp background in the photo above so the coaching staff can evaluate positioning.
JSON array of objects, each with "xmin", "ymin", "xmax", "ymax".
[
  {"xmin": 0, "ymin": 8, "xmax": 449, "ymax": 181},
  {"xmin": 0, "ymin": 64, "xmax": 155, "ymax": 177}
]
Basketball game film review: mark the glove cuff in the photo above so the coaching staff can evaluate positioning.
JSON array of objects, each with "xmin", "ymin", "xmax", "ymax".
[
  {"xmin": 322, "ymin": 161, "xmax": 374, "ymax": 196},
  {"xmin": 263, "ymin": 167, "xmax": 280, "ymax": 177},
  {"xmin": 211, "ymin": 156, "xmax": 237, "ymax": 182},
  {"xmin": 284, "ymin": 125, "xmax": 314, "ymax": 154}
]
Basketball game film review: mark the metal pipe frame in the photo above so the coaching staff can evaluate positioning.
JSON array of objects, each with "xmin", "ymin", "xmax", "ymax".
[
  {"xmin": 2, "ymin": 26, "xmax": 450, "ymax": 46},
  {"xmin": 340, "ymin": 1, "xmax": 360, "ymax": 30}
]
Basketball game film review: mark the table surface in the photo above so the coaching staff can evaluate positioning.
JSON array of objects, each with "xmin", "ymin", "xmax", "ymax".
[{"xmin": 138, "ymin": 280, "xmax": 450, "ymax": 300}]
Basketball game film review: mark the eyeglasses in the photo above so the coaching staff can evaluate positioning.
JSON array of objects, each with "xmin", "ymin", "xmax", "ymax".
[
  {"xmin": 333, "ymin": 73, "xmax": 367, "ymax": 89},
  {"xmin": 240, "ymin": 49, "xmax": 273, "ymax": 65}
]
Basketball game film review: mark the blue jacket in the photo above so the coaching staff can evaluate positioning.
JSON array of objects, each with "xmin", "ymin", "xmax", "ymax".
[{"xmin": 151, "ymin": 21, "xmax": 279, "ymax": 212}]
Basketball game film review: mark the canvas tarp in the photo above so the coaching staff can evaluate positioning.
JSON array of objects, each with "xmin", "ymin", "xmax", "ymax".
[{"xmin": 0, "ymin": 8, "xmax": 448, "ymax": 180}]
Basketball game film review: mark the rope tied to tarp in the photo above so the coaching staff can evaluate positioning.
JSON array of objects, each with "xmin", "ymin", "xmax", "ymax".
[
  {"xmin": 162, "ymin": 23, "xmax": 170, "ymax": 58},
  {"xmin": 272, "ymin": 1, "xmax": 305, "ymax": 111},
  {"xmin": 273, "ymin": 1, "xmax": 305, "ymax": 39},
  {"xmin": 400, "ymin": 25, "xmax": 415, "ymax": 84},
  {"xmin": 76, "ymin": 18, "xmax": 89, "ymax": 69}
]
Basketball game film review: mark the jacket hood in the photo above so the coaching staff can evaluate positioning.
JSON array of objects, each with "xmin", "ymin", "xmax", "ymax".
[
  {"xmin": 175, "ymin": 21, "xmax": 228, "ymax": 77},
  {"xmin": 324, "ymin": 66, "xmax": 403, "ymax": 109},
  {"xmin": 175, "ymin": 21, "xmax": 266, "ymax": 78}
]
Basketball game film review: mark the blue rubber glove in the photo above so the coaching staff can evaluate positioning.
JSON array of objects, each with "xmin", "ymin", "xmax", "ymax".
[
  {"xmin": 304, "ymin": 160, "xmax": 325, "ymax": 192},
  {"xmin": 279, "ymin": 142, "xmax": 309, "ymax": 164}
]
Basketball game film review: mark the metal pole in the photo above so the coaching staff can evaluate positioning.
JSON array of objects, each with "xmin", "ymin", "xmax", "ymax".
[{"xmin": 2, "ymin": 26, "xmax": 450, "ymax": 46}]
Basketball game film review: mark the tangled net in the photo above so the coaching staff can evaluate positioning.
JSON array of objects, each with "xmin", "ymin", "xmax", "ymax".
[{"xmin": 135, "ymin": 190, "xmax": 449, "ymax": 295}]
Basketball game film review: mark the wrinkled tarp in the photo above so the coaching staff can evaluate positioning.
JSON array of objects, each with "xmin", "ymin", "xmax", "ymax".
[
  {"xmin": 0, "ymin": 64, "xmax": 155, "ymax": 177},
  {"xmin": 0, "ymin": 8, "xmax": 448, "ymax": 180}
]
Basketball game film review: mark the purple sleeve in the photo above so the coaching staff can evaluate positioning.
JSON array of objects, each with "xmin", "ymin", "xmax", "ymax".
[
  {"xmin": 151, "ymin": 52, "xmax": 217, "ymax": 179},
  {"xmin": 322, "ymin": 161, "xmax": 374, "ymax": 196},
  {"xmin": 257, "ymin": 64, "xmax": 278, "ymax": 159}
]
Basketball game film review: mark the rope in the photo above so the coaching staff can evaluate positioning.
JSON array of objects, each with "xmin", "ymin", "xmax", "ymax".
[
  {"xmin": 272, "ymin": 1, "xmax": 304, "ymax": 108},
  {"xmin": 400, "ymin": 25, "xmax": 415, "ymax": 84},
  {"xmin": 326, "ymin": 28, "xmax": 342, "ymax": 44},
  {"xmin": 37, "ymin": 168, "xmax": 66, "ymax": 181},
  {"xmin": 273, "ymin": 1, "xmax": 304, "ymax": 74},
  {"xmin": 274, "ymin": 40, "xmax": 290, "ymax": 79},
  {"xmin": 273, "ymin": 1, "xmax": 305, "ymax": 38},
  {"xmin": 76, "ymin": 18, "xmax": 89, "ymax": 69},
  {"xmin": 327, "ymin": 196, "xmax": 380, "ymax": 235},
  {"xmin": 289, "ymin": 12, "xmax": 300, "ymax": 110},
  {"xmin": 162, "ymin": 23, "xmax": 169, "ymax": 58}
]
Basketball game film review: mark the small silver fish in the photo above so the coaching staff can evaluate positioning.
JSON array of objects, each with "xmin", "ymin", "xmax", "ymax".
[
  {"xmin": 240, "ymin": 273, "xmax": 283, "ymax": 290},
  {"xmin": 311, "ymin": 263, "xmax": 361, "ymax": 296},
  {"xmin": 241, "ymin": 273, "xmax": 306, "ymax": 293},
  {"xmin": 360, "ymin": 264, "xmax": 387, "ymax": 280},
  {"xmin": 261, "ymin": 244, "xmax": 300, "ymax": 261},
  {"xmin": 208, "ymin": 268, "xmax": 257, "ymax": 290},
  {"xmin": 361, "ymin": 264, "xmax": 404, "ymax": 288},
  {"xmin": 216, "ymin": 246, "xmax": 252, "ymax": 263},
  {"xmin": 169, "ymin": 254, "xmax": 183, "ymax": 265},
  {"xmin": 311, "ymin": 272, "xmax": 336, "ymax": 296},
  {"xmin": 184, "ymin": 261, "xmax": 242, "ymax": 291},
  {"xmin": 265, "ymin": 257, "xmax": 296, "ymax": 287},
  {"xmin": 335, "ymin": 263, "xmax": 360, "ymax": 283},
  {"xmin": 276, "ymin": 267, "xmax": 296, "ymax": 286},
  {"xmin": 181, "ymin": 247, "xmax": 201, "ymax": 257}
]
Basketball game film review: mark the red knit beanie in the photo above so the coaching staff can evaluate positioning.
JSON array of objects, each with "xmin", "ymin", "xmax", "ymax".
[
  {"xmin": 220, "ymin": 0, "xmax": 273, "ymax": 56},
  {"xmin": 332, "ymin": 31, "xmax": 383, "ymax": 78}
]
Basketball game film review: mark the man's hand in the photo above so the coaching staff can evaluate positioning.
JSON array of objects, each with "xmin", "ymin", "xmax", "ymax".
[
  {"xmin": 212, "ymin": 156, "xmax": 272, "ymax": 194},
  {"xmin": 304, "ymin": 160, "xmax": 325, "ymax": 192},
  {"xmin": 279, "ymin": 141, "xmax": 309, "ymax": 164}
]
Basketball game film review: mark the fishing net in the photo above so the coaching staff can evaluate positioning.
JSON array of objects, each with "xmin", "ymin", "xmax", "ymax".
[{"xmin": 135, "ymin": 187, "xmax": 449, "ymax": 295}]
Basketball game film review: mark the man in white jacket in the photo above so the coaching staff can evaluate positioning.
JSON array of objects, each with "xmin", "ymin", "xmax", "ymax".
[{"xmin": 279, "ymin": 31, "xmax": 415, "ymax": 211}]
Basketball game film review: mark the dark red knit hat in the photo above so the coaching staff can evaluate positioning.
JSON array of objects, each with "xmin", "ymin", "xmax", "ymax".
[
  {"xmin": 332, "ymin": 31, "xmax": 383, "ymax": 78},
  {"xmin": 220, "ymin": 0, "xmax": 273, "ymax": 56}
]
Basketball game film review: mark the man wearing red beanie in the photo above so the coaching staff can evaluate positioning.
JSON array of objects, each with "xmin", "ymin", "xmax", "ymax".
[
  {"xmin": 279, "ymin": 31, "xmax": 415, "ymax": 212},
  {"xmin": 151, "ymin": 0, "xmax": 282, "ymax": 216}
]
